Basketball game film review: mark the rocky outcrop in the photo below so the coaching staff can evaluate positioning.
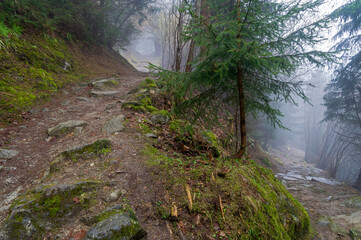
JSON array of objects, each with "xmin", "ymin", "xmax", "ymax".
[
  {"xmin": 84, "ymin": 206, "xmax": 146, "ymax": 240},
  {"xmin": 0, "ymin": 181, "xmax": 100, "ymax": 240}
]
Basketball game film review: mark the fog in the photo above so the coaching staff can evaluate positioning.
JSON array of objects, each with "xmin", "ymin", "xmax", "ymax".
[{"xmin": 119, "ymin": 0, "xmax": 361, "ymax": 184}]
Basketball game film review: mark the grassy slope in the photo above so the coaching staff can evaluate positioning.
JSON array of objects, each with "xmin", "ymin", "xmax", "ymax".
[
  {"xmin": 129, "ymin": 80, "xmax": 312, "ymax": 239},
  {"xmin": 0, "ymin": 30, "xmax": 136, "ymax": 124}
]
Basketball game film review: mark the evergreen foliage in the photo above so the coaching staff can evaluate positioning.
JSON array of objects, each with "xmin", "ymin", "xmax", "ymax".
[
  {"xmin": 0, "ymin": 0, "xmax": 157, "ymax": 47},
  {"xmin": 324, "ymin": 0, "xmax": 361, "ymax": 150},
  {"xmin": 153, "ymin": 0, "xmax": 333, "ymax": 156}
]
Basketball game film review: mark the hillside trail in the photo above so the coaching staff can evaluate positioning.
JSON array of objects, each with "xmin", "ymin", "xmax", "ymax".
[
  {"xmin": 0, "ymin": 72, "xmax": 172, "ymax": 239},
  {"xmin": 272, "ymin": 145, "xmax": 361, "ymax": 240}
]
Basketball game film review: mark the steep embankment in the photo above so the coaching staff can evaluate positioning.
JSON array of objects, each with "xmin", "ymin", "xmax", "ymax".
[{"xmin": 0, "ymin": 32, "xmax": 136, "ymax": 123}]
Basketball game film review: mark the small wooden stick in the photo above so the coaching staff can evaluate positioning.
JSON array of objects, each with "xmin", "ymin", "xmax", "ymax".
[
  {"xmin": 185, "ymin": 184, "xmax": 193, "ymax": 212},
  {"xmin": 219, "ymin": 194, "xmax": 225, "ymax": 220}
]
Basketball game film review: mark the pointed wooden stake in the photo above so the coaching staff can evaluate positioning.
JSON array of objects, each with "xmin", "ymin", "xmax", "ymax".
[
  {"xmin": 171, "ymin": 202, "xmax": 178, "ymax": 221},
  {"xmin": 219, "ymin": 194, "xmax": 225, "ymax": 220},
  {"xmin": 185, "ymin": 184, "xmax": 193, "ymax": 212}
]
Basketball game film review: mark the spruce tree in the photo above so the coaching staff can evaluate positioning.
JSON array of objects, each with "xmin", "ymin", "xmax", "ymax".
[
  {"xmin": 154, "ymin": 0, "xmax": 333, "ymax": 158},
  {"xmin": 323, "ymin": 0, "xmax": 361, "ymax": 187}
]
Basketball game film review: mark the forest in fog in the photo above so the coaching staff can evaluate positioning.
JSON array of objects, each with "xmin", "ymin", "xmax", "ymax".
[
  {"xmin": 122, "ymin": 0, "xmax": 361, "ymax": 187},
  {"xmin": 2, "ymin": 0, "xmax": 361, "ymax": 185}
]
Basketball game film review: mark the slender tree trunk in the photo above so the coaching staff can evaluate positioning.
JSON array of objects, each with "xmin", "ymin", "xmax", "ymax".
[
  {"xmin": 185, "ymin": 40, "xmax": 195, "ymax": 72},
  {"xmin": 235, "ymin": 0, "xmax": 246, "ymax": 158},
  {"xmin": 236, "ymin": 64, "xmax": 247, "ymax": 158}
]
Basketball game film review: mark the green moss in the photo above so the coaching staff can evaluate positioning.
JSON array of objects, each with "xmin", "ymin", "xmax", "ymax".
[
  {"xmin": 42, "ymin": 195, "xmax": 61, "ymax": 217},
  {"xmin": 138, "ymin": 122, "xmax": 153, "ymax": 134},
  {"xmin": 152, "ymin": 110, "xmax": 170, "ymax": 117},
  {"xmin": 61, "ymin": 139, "xmax": 112, "ymax": 161},
  {"xmin": 169, "ymin": 119, "xmax": 193, "ymax": 135},
  {"xmin": 139, "ymin": 77, "xmax": 157, "ymax": 89},
  {"xmin": 0, "ymin": 33, "xmax": 77, "ymax": 122},
  {"xmin": 143, "ymin": 146, "xmax": 311, "ymax": 239}
]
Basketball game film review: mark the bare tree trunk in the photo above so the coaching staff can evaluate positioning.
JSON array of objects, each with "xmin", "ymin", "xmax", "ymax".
[
  {"xmin": 185, "ymin": 0, "xmax": 201, "ymax": 72},
  {"xmin": 236, "ymin": 64, "xmax": 247, "ymax": 158},
  {"xmin": 235, "ymin": 0, "xmax": 246, "ymax": 158}
]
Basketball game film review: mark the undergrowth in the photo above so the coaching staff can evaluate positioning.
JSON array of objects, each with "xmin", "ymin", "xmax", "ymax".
[{"xmin": 144, "ymin": 145, "xmax": 311, "ymax": 239}]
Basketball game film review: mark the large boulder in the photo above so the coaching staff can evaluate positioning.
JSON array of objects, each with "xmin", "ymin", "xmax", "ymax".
[
  {"xmin": 84, "ymin": 208, "xmax": 146, "ymax": 240},
  {"xmin": 47, "ymin": 120, "xmax": 87, "ymax": 137},
  {"xmin": 0, "ymin": 181, "xmax": 100, "ymax": 240}
]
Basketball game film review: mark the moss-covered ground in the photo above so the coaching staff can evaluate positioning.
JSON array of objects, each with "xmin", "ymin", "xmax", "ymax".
[
  {"xmin": 0, "ymin": 29, "xmax": 136, "ymax": 124},
  {"xmin": 143, "ymin": 144, "xmax": 311, "ymax": 239},
  {"xmin": 130, "ymin": 80, "xmax": 312, "ymax": 239},
  {"xmin": 0, "ymin": 32, "xmax": 79, "ymax": 122}
]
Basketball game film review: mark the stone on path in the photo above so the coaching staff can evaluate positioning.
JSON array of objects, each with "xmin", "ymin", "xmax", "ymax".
[
  {"xmin": 77, "ymin": 97, "xmax": 90, "ymax": 102},
  {"xmin": 103, "ymin": 189, "xmax": 126, "ymax": 203},
  {"xmin": 0, "ymin": 149, "xmax": 19, "ymax": 159},
  {"xmin": 47, "ymin": 120, "xmax": 87, "ymax": 137},
  {"xmin": 84, "ymin": 213, "xmax": 146, "ymax": 240},
  {"xmin": 61, "ymin": 100, "xmax": 70, "ymax": 106},
  {"xmin": 92, "ymin": 78, "xmax": 120, "ymax": 91},
  {"xmin": 90, "ymin": 90, "xmax": 121, "ymax": 97},
  {"xmin": 102, "ymin": 115, "xmax": 125, "ymax": 135}
]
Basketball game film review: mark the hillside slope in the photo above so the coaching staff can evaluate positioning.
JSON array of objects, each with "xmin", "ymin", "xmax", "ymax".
[{"xmin": 0, "ymin": 32, "xmax": 136, "ymax": 124}]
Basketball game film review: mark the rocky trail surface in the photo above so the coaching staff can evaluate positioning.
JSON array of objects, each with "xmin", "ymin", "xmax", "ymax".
[
  {"xmin": 0, "ymin": 73, "xmax": 172, "ymax": 239},
  {"xmin": 272, "ymin": 147, "xmax": 361, "ymax": 240}
]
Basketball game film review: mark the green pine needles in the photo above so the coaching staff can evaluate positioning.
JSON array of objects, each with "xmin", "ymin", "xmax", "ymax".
[{"xmin": 152, "ymin": 0, "xmax": 334, "ymax": 157}]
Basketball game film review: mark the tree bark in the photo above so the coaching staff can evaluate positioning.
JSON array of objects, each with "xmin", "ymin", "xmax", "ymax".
[
  {"xmin": 185, "ymin": 40, "xmax": 195, "ymax": 72},
  {"xmin": 236, "ymin": 64, "xmax": 247, "ymax": 158},
  {"xmin": 235, "ymin": 0, "xmax": 246, "ymax": 158}
]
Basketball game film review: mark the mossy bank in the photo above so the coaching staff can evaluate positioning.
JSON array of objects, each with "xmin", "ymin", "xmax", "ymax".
[{"xmin": 0, "ymin": 31, "xmax": 135, "ymax": 124}]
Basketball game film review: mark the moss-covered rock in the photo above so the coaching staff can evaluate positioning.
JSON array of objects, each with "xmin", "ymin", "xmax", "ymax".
[
  {"xmin": 50, "ymin": 139, "xmax": 111, "ymax": 173},
  {"xmin": 150, "ymin": 110, "xmax": 171, "ymax": 125},
  {"xmin": 200, "ymin": 130, "xmax": 221, "ymax": 158},
  {"xmin": 47, "ymin": 120, "xmax": 88, "ymax": 137},
  {"xmin": 139, "ymin": 77, "xmax": 157, "ymax": 90},
  {"xmin": 84, "ymin": 205, "xmax": 146, "ymax": 240},
  {"xmin": 91, "ymin": 78, "xmax": 120, "ymax": 91},
  {"xmin": 60, "ymin": 139, "xmax": 111, "ymax": 161},
  {"xmin": 0, "ymin": 181, "xmax": 100, "ymax": 240}
]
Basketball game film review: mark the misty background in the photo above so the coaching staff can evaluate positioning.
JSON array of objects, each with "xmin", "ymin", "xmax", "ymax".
[{"xmin": 118, "ymin": 0, "xmax": 360, "ymax": 184}]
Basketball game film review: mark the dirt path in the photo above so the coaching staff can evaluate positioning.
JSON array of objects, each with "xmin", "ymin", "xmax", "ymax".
[
  {"xmin": 0, "ymin": 73, "xmax": 171, "ymax": 239},
  {"xmin": 272, "ymin": 146, "xmax": 361, "ymax": 240}
]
